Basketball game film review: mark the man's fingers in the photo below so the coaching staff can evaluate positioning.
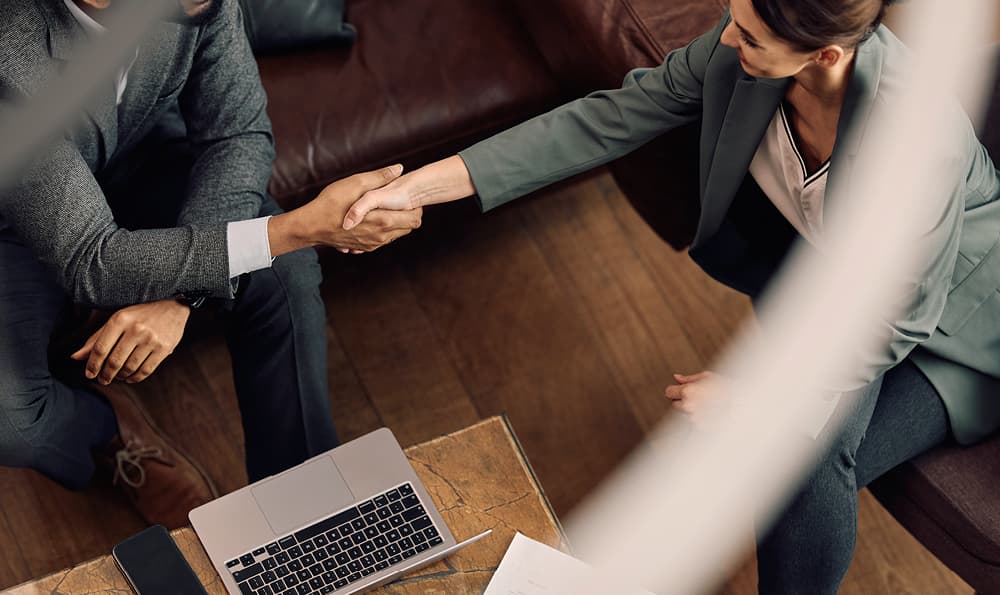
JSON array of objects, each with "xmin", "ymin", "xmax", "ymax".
[
  {"xmin": 126, "ymin": 351, "xmax": 168, "ymax": 384},
  {"xmin": 85, "ymin": 322, "xmax": 125, "ymax": 380},
  {"xmin": 377, "ymin": 207, "xmax": 422, "ymax": 231},
  {"xmin": 352, "ymin": 164, "xmax": 404, "ymax": 197},
  {"xmin": 665, "ymin": 385, "xmax": 684, "ymax": 400},
  {"xmin": 98, "ymin": 336, "xmax": 140, "ymax": 385},
  {"xmin": 118, "ymin": 345, "xmax": 154, "ymax": 380},
  {"xmin": 71, "ymin": 332, "xmax": 99, "ymax": 360}
]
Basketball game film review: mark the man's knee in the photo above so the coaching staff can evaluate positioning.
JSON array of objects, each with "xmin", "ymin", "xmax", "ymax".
[
  {"xmin": 271, "ymin": 247, "xmax": 323, "ymax": 298},
  {"xmin": 243, "ymin": 249, "xmax": 322, "ymax": 308},
  {"xmin": 234, "ymin": 248, "xmax": 324, "ymax": 336},
  {"xmin": 0, "ymin": 376, "xmax": 54, "ymax": 469}
]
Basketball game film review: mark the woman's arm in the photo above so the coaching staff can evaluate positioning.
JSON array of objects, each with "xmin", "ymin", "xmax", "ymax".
[{"xmin": 341, "ymin": 12, "xmax": 732, "ymax": 230}]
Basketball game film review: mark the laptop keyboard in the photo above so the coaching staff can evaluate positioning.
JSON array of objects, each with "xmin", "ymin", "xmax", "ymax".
[{"xmin": 225, "ymin": 482, "xmax": 444, "ymax": 595}]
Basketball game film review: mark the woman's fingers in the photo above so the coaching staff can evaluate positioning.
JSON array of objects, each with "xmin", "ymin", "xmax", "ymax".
[
  {"xmin": 665, "ymin": 384, "xmax": 685, "ymax": 400},
  {"xmin": 673, "ymin": 370, "xmax": 714, "ymax": 383}
]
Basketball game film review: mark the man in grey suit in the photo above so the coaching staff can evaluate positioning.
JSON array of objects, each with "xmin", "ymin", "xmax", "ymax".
[{"xmin": 0, "ymin": 0, "xmax": 421, "ymax": 527}]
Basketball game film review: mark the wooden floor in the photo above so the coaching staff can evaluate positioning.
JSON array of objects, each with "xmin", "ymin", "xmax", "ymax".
[{"xmin": 0, "ymin": 170, "xmax": 972, "ymax": 594}]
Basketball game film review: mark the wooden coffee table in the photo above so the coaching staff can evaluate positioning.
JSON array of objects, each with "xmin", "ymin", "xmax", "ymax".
[{"xmin": 8, "ymin": 416, "xmax": 565, "ymax": 594}]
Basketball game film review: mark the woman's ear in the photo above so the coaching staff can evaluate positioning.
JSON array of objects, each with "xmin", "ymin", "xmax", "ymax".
[{"xmin": 814, "ymin": 45, "xmax": 847, "ymax": 68}]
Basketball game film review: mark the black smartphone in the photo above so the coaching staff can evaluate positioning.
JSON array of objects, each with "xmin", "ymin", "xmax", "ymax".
[{"xmin": 112, "ymin": 525, "xmax": 209, "ymax": 595}]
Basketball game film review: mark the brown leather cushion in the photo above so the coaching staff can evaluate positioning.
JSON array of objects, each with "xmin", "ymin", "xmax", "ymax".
[
  {"xmin": 258, "ymin": 0, "xmax": 562, "ymax": 208},
  {"xmin": 869, "ymin": 434, "xmax": 1000, "ymax": 591},
  {"xmin": 511, "ymin": 0, "xmax": 727, "ymax": 93}
]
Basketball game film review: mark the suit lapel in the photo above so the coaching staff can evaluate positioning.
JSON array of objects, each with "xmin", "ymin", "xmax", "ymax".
[
  {"xmin": 117, "ymin": 23, "xmax": 183, "ymax": 149},
  {"xmin": 37, "ymin": 0, "xmax": 119, "ymax": 170},
  {"xmin": 825, "ymin": 33, "xmax": 884, "ymax": 218},
  {"xmin": 693, "ymin": 75, "xmax": 789, "ymax": 247}
]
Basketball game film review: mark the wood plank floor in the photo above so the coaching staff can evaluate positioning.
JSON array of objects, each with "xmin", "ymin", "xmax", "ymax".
[{"xmin": 0, "ymin": 169, "xmax": 971, "ymax": 594}]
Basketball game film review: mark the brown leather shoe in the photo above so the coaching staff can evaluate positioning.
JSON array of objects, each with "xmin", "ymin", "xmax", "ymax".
[{"xmin": 94, "ymin": 382, "xmax": 219, "ymax": 529}]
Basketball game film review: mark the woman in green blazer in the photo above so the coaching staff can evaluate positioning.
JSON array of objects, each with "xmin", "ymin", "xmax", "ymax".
[{"xmin": 334, "ymin": 0, "xmax": 1000, "ymax": 591}]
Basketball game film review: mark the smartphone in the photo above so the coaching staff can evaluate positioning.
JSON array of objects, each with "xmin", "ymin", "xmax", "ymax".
[{"xmin": 112, "ymin": 525, "xmax": 209, "ymax": 595}]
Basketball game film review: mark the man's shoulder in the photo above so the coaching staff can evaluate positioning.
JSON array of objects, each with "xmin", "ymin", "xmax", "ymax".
[{"xmin": 0, "ymin": 0, "xmax": 57, "ymax": 94}]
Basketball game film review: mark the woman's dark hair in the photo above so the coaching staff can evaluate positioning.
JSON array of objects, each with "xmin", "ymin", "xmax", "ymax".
[{"xmin": 751, "ymin": 0, "xmax": 900, "ymax": 51}]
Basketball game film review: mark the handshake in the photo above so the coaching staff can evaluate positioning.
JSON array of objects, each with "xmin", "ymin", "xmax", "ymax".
[{"xmin": 267, "ymin": 155, "xmax": 474, "ymax": 258}]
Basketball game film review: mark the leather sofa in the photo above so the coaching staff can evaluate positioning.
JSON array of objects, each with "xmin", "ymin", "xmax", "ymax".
[
  {"xmin": 256, "ymin": 0, "xmax": 725, "ymax": 227},
  {"xmin": 256, "ymin": 0, "xmax": 999, "ymax": 591}
]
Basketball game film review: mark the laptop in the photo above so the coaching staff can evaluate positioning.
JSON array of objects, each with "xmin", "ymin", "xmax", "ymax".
[{"xmin": 189, "ymin": 427, "xmax": 491, "ymax": 595}]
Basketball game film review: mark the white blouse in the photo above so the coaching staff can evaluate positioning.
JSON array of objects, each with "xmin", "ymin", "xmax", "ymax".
[{"xmin": 749, "ymin": 104, "xmax": 830, "ymax": 247}]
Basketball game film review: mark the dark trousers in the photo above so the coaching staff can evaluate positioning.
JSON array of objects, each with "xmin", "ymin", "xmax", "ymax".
[
  {"xmin": 0, "ymin": 122, "xmax": 337, "ymax": 489},
  {"xmin": 693, "ymin": 178, "xmax": 952, "ymax": 594}
]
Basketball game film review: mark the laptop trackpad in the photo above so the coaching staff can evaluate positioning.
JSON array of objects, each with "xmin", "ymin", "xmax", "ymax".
[{"xmin": 251, "ymin": 455, "xmax": 355, "ymax": 537}]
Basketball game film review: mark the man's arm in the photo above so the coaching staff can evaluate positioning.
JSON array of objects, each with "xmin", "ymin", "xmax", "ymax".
[
  {"xmin": 2, "ymin": 138, "xmax": 232, "ymax": 307},
  {"xmin": 175, "ymin": 0, "xmax": 273, "ymax": 227}
]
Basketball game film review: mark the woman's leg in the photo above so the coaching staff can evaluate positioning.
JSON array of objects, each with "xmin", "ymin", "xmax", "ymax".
[
  {"xmin": 854, "ymin": 359, "xmax": 950, "ymax": 489},
  {"xmin": 755, "ymin": 359, "xmax": 949, "ymax": 594}
]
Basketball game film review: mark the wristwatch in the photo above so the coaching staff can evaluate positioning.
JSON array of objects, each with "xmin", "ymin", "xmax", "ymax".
[
  {"xmin": 175, "ymin": 276, "xmax": 242, "ymax": 309},
  {"xmin": 175, "ymin": 293, "xmax": 207, "ymax": 309}
]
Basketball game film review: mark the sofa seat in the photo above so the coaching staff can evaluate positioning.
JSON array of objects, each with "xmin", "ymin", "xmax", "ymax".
[
  {"xmin": 258, "ymin": 0, "xmax": 564, "ymax": 208},
  {"xmin": 869, "ymin": 433, "xmax": 1000, "ymax": 591}
]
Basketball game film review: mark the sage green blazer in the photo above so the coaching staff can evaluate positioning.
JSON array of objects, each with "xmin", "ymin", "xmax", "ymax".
[{"xmin": 459, "ymin": 14, "xmax": 1000, "ymax": 444}]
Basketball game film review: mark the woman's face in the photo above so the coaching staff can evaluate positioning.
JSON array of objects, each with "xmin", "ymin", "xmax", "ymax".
[{"xmin": 720, "ymin": 0, "xmax": 822, "ymax": 79}]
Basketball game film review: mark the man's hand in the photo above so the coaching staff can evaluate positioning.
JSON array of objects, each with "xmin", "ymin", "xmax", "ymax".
[
  {"xmin": 268, "ymin": 165, "xmax": 423, "ymax": 257},
  {"xmin": 70, "ymin": 299, "xmax": 191, "ymax": 385},
  {"xmin": 665, "ymin": 370, "xmax": 729, "ymax": 428}
]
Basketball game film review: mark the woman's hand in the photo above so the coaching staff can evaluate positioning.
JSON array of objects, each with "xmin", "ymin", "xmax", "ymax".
[
  {"xmin": 342, "ymin": 156, "xmax": 477, "ymax": 242},
  {"xmin": 342, "ymin": 176, "xmax": 418, "ymax": 232},
  {"xmin": 665, "ymin": 370, "xmax": 729, "ymax": 428}
]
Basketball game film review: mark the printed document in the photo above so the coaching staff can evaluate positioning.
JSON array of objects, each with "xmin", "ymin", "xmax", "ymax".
[{"xmin": 483, "ymin": 532, "xmax": 655, "ymax": 595}]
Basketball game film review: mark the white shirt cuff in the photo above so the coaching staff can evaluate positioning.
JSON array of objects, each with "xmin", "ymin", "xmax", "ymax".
[{"xmin": 227, "ymin": 216, "xmax": 273, "ymax": 278}]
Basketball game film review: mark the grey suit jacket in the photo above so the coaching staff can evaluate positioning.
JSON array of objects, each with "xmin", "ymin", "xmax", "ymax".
[
  {"xmin": 0, "ymin": 0, "xmax": 274, "ymax": 307},
  {"xmin": 459, "ymin": 15, "xmax": 1000, "ymax": 444}
]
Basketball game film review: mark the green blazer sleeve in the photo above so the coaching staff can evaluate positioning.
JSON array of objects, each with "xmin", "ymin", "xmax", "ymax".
[{"xmin": 458, "ymin": 14, "xmax": 729, "ymax": 212}]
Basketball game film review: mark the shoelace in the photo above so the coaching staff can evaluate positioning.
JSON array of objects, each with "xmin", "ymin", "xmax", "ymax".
[{"xmin": 113, "ymin": 442, "xmax": 172, "ymax": 488}]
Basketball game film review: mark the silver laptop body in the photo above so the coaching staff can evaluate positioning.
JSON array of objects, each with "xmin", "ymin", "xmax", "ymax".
[{"xmin": 190, "ymin": 427, "xmax": 489, "ymax": 595}]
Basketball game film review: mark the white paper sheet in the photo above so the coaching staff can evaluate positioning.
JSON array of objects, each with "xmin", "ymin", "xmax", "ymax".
[{"xmin": 484, "ymin": 532, "xmax": 655, "ymax": 595}]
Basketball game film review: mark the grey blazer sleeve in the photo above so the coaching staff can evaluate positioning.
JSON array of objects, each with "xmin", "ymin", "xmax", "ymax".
[
  {"xmin": 3, "ymin": 139, "xmax": 231, "ymax": 308},
  {"xmin": 458, "ymin": 14, "xmax": 729, "ymax": 211},
  {"xmin": 176, "ymin": 0, "xmax": 275, "ymax": 225},
  {"xmin": 0, "ymin": 0, "xmax": 270, "ymax": 308}
]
